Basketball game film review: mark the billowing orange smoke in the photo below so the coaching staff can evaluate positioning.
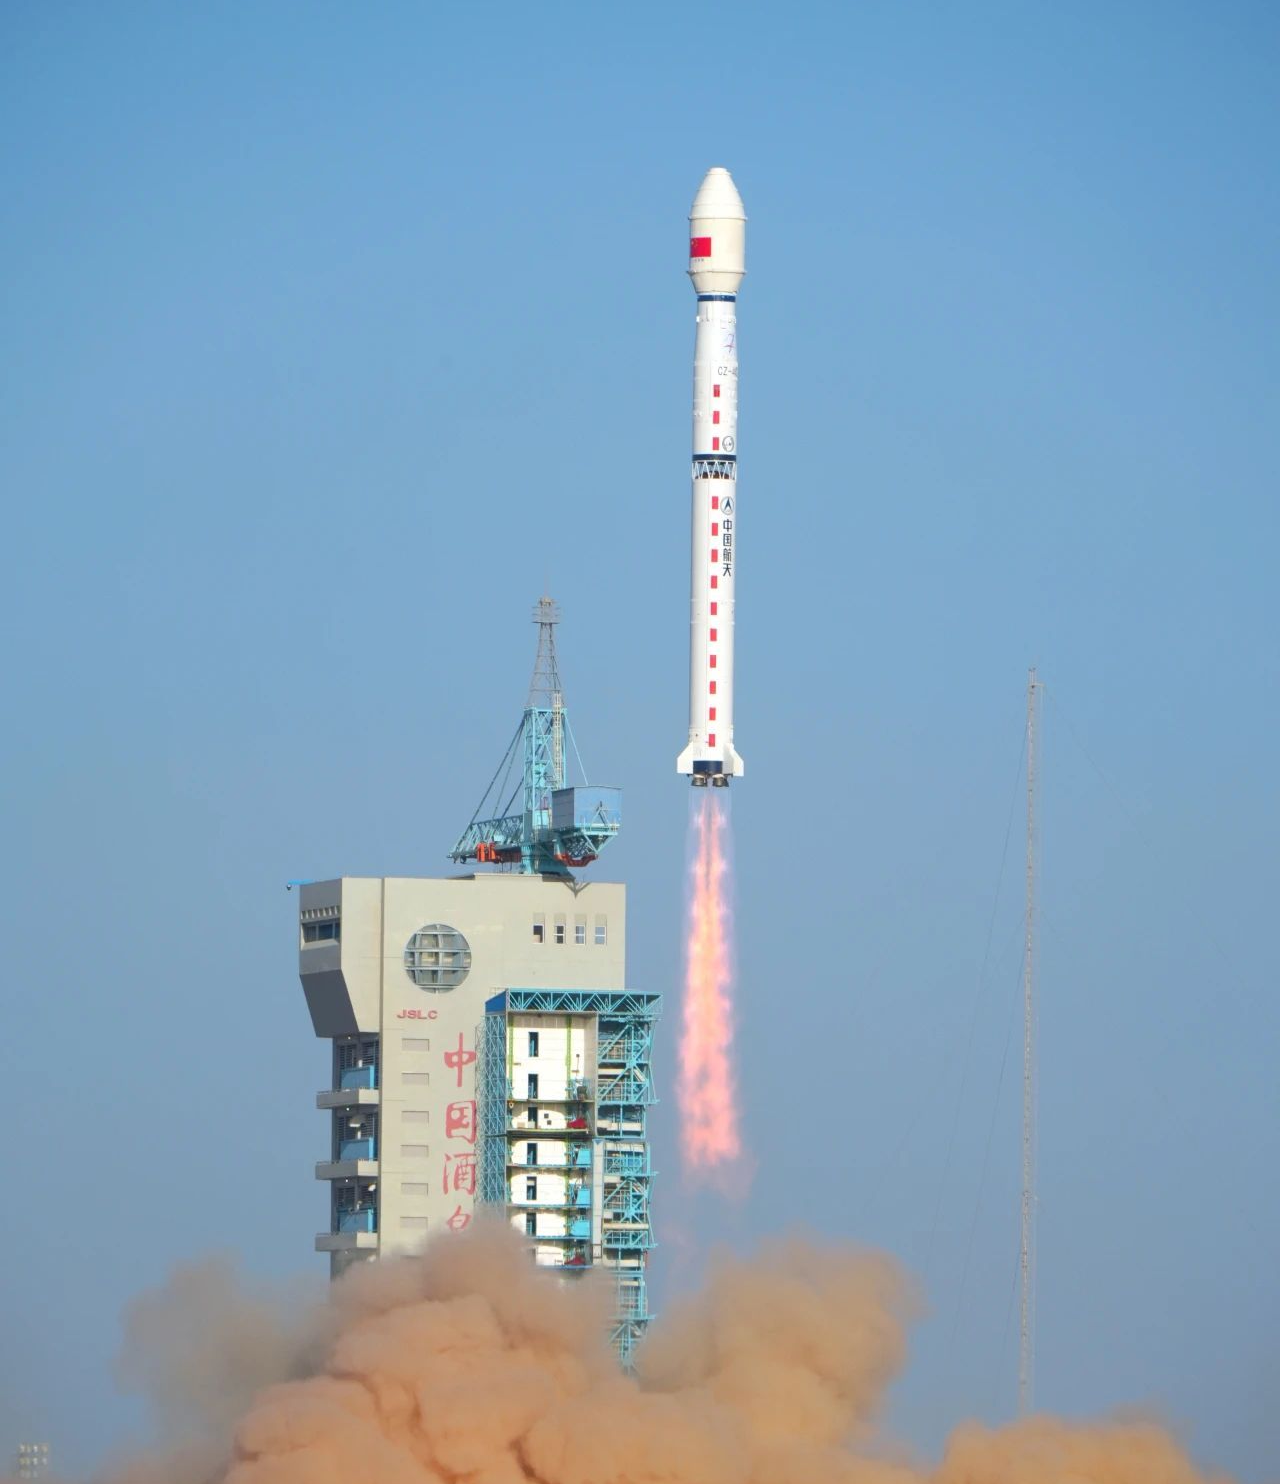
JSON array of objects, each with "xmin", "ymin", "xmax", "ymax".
[
  {"xmin": 679, "ymin": 788, "xmax": 741, "ymax": 1173},
  {"xmin": 102, "ymin": 1224, "xmax": 1235, "ymax": 1484}
]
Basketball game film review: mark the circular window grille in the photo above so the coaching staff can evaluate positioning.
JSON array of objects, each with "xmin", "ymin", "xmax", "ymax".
[{"xmin": 404, "ymin": 923, "xmax": 472, "ymax": 990}]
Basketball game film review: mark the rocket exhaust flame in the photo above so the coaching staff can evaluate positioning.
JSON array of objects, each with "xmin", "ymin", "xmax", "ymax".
[{"xmin": 679, "ymin": 788, "xmax": 742, "ymax": 1174}]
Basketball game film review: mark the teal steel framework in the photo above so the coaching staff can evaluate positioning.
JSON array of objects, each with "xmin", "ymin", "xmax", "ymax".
[
  {"xmin": 479, "ymin": 1012, "xmax": 510, "ymax": 1208},
  {"xmin": 451, "ymin": 598, "xmax": 621, "ymax": 877},
  {"xmin": 478, "ymin": 987, "xmax": 660, "ymax": 1366}
]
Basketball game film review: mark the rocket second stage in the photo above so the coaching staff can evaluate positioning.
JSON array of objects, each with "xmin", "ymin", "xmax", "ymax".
[{"xmin": 677, "ymin": 167, "xmax": 746, "ymax": 787}]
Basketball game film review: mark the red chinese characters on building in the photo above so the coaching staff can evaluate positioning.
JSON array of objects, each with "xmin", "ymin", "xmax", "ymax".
[
  {"xmin": 441, "ymin": 1035, "xmax": 478, "ymax": 1234},
  {"xmin": 446, "ymin": 1100, "xmax": 477, "ymax": 1145},
  {"xmin": 443, "ymin": 1150, "xmax": 477, "ymax": 1196},
  {"xmin": 444, "ymin": 1032, "xmax": 477, "ymax": 1088}
]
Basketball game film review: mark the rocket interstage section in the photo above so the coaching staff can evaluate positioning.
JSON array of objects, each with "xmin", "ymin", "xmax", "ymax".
[{"xmin": 677, "ymin": 167, "xmax": 746, "ymax": 787}]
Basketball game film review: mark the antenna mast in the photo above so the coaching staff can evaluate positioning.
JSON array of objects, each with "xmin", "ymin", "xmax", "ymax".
[{"xmin": 1020, "ymin": 666, "xmax": 1041, "ymax": 1415}]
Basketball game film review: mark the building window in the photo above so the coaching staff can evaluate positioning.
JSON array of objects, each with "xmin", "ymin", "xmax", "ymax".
[
  {"xmin": 526, "ymin": 1142, "xmax": 538, "ymax": 1165},
  {"xmin": 333, "ymin": 1179, "xmax": 377, "ymax": 1231},
  {"xmin": 336, "ymin": 1037, "xmax": 379, "ymax": 1090},
  {"xmin": 333, "ymin": 1110, "xmax": 377, "ymax": 1160},
  {"xmin": 525, "ymin": 1212, "xmax": 536, "ymax": 1237},
  {"xmin": 527, "ymin": 1031, "xmax": 539, "ymax": 1057},
  {"xmin": 574, "ymin": 921, "xmax": 586, "ymax": 945},
  {"xmin": 527, "ymin": 1073, "xmax": 539, "ymax": 1100},
  {"xmin": 594, "ymin": 917, "xmax": 607, "ymax": 946},
  {"xmin": 525, "ymin": 1178, "xmax": 537, "ymax": 1202},
  {"xmin": 532, "ymin": 916, "xmax": 544, "ymax": 943},
  {"xmin": 527, "ymin": 1105, "xmax": 537, "ymax": 1125},
  {"xmin": 554, "ymin": 920, "xmax": 566, "ymax": 945},
  {"xmin": 302, "ymin": 919, "xmax": 340, "ymax": 944},
  {"xmin": 338, "ymin": 1037, "xmax": 378, "ymax": 1070},
  {"xmin": 403, "ymin": 923, "xmax": 472, "ymax": 990}
]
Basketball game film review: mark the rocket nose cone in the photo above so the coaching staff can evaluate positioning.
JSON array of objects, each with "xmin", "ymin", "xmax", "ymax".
[{"xmin": 690, "ymin": 166, "xmax": 746, "ymax": 222}]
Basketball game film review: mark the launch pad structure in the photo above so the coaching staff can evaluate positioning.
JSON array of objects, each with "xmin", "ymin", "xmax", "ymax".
[
  {"xmin": 451, "ymin": 598, "xmax": 621, "ymax": 876},
  {"xmin": 297, "ymin": 598, "xmax": 657, "ymax": 1366},
  {"xmin": 479, "ymin": 987, "xmax": 659, "ymax": 1362}
]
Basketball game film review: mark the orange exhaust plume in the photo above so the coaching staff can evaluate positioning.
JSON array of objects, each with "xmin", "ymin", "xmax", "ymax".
[{"xmin": 679, "ymin": 789, "xmax": 742, "ymax": 1174}]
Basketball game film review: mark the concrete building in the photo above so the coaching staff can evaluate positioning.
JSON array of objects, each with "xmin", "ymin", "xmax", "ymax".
[
  {"xmin": 297, "ymin": 871, "xmax": 654, "ymax": 1346},
  {"xmin": 297, "ymin": 599, "xmax": 656, "ymax": 1358}
]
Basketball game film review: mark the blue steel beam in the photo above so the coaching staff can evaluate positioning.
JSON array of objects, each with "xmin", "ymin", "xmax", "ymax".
[{"xmin": 488, "ymin": 989, "xmax": 660, "ymax": 1017}]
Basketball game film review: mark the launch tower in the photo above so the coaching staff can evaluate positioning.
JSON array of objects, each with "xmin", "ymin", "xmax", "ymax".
[{"xmin": 297, "ymin": 600, "xmax": 657, "ymax": 1364}]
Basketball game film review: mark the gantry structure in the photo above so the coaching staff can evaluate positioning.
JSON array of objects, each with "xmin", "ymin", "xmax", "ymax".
[
  {"xmin": 451, "ymin": 598, "xmax": 621, "ymax": 876},
  {"xmin": 479, "ymin": 987, "xmax": 659, "ymax": 1365}
]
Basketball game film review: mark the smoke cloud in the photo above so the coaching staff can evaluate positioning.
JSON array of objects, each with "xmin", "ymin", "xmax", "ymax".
[{"xmin": 100, "ymin": 1223, "xmax": 1231, "ymax": 1484}]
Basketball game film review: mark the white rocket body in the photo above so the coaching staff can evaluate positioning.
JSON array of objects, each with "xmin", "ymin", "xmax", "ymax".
[{"xmin": 677, "ymin": 167, "xmax": 746, "ymax": 786}]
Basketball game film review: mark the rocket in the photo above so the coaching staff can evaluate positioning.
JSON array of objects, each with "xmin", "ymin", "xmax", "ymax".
[{"xmin": 677, "ymin": 167, "xmax": 746, "ymax": 787}]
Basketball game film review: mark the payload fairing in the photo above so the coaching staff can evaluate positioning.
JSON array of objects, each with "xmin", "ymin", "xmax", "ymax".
[{"xmin": 677, "ymin": 167, "xmax": 747, "ymax": 787}]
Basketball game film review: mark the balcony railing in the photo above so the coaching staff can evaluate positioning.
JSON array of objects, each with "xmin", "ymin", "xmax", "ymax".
[
  {"xmin": 596, "ymin": 1073, "xmax": 651, "ymax": 1105},
  {"xmin": 601, "ymin": 1226, "xmax": 653, "ymax": 1250},
  {"xmin": 506, "ymin": 1078, "xmax": 592, "ymax": 1100},
  {"xmin": 507, "ymin": 1146, "xmax": 592, "ymax": 1169},
  {"xmin": 340, "ymin": 1065, "xmax": 377, "ymax": 1091},
  {"xmin": 336, "ymin": 1208, "xmax": 377, "ymax": 1233},
  {"xmin": 604, "ymin": 1150, "xmax": 648, "ymax": 1176},
  {"xmin": 535, "ymin": 1219, "xmax": 593, "ymax": 1241},
  {"xmin": 507, "ymin": 1114, "xmax": 591, "ymax": 1133},
  {"xmin": 337, "ymin": 1137, "xmax": 376, "ymax": 1161},
  {"xmin": 519, "ymin": 1192, "xmax": 593, "ymax": 1210}
]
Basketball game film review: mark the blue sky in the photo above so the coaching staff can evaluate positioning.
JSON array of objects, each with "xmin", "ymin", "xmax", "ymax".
[{"xmin": 2, "ymin": 2, "xmax": 1277, "ymax": 1479}]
